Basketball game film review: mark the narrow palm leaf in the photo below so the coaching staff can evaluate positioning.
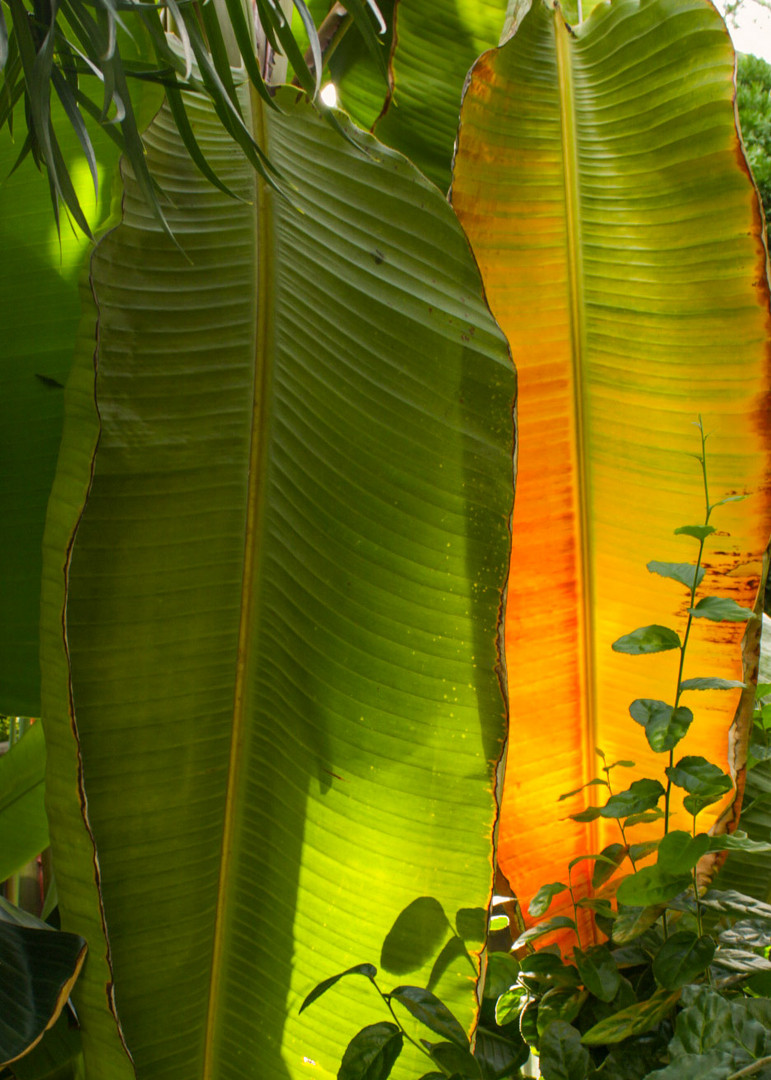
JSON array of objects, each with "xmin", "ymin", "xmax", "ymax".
[
  {"xmin": 451, "ymin": 0, "xmax": 771, "ymax": 926},
  {"xmin": 40, "ymin": 87, "xmax": 515, "ymax": 1080}
]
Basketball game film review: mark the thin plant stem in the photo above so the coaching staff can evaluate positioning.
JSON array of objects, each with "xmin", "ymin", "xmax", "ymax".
[{"xmin": 371, "ymin": 979, "xmax": 446, "ymax": 1073}]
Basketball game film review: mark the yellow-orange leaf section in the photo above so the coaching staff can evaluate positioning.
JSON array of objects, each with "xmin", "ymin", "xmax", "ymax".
[{"xmin": 451, "ymin": 0, "xmax": 771, "ymax": 932}]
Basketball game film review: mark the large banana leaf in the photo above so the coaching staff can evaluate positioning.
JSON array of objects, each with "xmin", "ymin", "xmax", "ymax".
[
  {"xmin": 39, "ymin": 86, "xmax": 515, "ymax": 1080},
  {"xmin": 451, "ymin": 0, "xmax": 771, "ymax": 925},
  {"xmin": 374, "ymin": 0, "xmax": 507, "ymax": 190},
  {"xmin": 0, "ymin": 722, "xmax": 48, "ymax": 881},
  {"xmin": 0, "ymin": 74, "xmax": 163, "ymax": 718}
]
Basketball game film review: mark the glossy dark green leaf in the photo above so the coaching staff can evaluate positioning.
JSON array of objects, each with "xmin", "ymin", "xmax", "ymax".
[
  {"xmin": 390, "ymin": 987, "xmax": 468, "ymax": 1048},
  {"xmin": 529, "ymin": 882, "xmax": 568, "ymax": 918},
  {"xmin": 339, "ymin": 1023, "xmax": 403, "ymax": 1080},
  {"xmin": 512, "ymin": 917, "xmax": 576, "ymax": 949},
  {"xmin": 299, "ymin": 964, "xmax": 377, "ymax": 1013},
  {"xmin": 538, "ymin": 1021, "xmax": 590, "ymax": 1080},
  {"xmin": 482, "ymin": 953, "xmax": 519, "ymax": 1001},
  {"xmin": 569, "ymin": 806, "xmax": 602, "ymax": 823},
  {"xmin": 0, "ymin": 908, "xmax": 87, "ymax": 1070},
  {"xmin": 629, "ymin": 840, "xmax": 660, "ymax": 863},
  {"xmin": 639, "ymin": 1052, "xmax": 738, "ymax": 1079},
  {"xmin": 536, "ymin": 989, "xmax": 587, "ymax": 1036},
  {"xmin": 624, "ymin": 809, "xmax": 665, "ymax": 827},
  {"xmin": 573, "ymin": 946, "xmax": 620, "ymax": 1003},
  {"xmin": 611, "ymin": 626, "xmax": 681, "ymax": 655},
  {"xmin": 674, "ymin": 525, "xmax": 717, "ymax": 541},
  {"xmin": 519, "ymin": 1001, "xmax": 539, "ymax": 1049},
  {"xmin": 581, "ymin": 988, "xmax": 680, "ymax": 1045},
  {"xmin": 611, "ymin": 904, "xmax": 666, "ymax": 944},
  {"xmin": 656, "ymin": 831, "xmax": 711, "ymax": 875},
  {"xmin": 601, "ymin": 779, "xmax": 666, "ymax": 819},
  {"xmin": 688, "ymin": 596, "xmax": 754, "ymax": 622},
  {"xmin": 679, "ymin": 677, "xmax": 745, "ymax": 691},
  {"xmin": 665, "ymin": 757, "xmax": 733, "ymax": 800},
  {"xmin": 616, "ymin": 866, "xmax": 691, "ymax": 908},
  {"xmin": 473, "ymin": 1025, "xmax": 529, "ymax": 1080},
  {"xmin": 592, "ymin": 844, "xmax": 627, "ymax": 888},
  {"xmin": 425, "ymin": 1040, "xmax": 480, "ymax": 1078},
  {"xmin": 629, "ymin": 699, "xmax": 694, "ymax": 753},
  {"xmin": 652, "ymin": 932, "xmax": 715, "ymax": 990},
  {"xmin": 647, "ymin": 561, "xmax": 705, "ymax": 590}
]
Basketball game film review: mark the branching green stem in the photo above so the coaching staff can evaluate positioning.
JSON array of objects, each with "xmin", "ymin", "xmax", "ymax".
[{"xmin": 370, "ymin": 978, "xmax": 449, "ymax": 1075}]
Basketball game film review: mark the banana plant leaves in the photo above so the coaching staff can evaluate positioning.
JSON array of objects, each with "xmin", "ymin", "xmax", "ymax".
[
  {"xmin": 39, "ymin": 87, "xmax": 515, "ymax": 1080},
  {"xmin": 0, "ymin": 722, "xmax": 48, "ymax": 881},
  {"xmin": 0, "ymin": 75, "xmax": 163, "ymax": 718},
  {"xmin": 451, "ymin": 0, "xmax": 771, "ymax": 926},
  {"xmin": 374, "ymin": 0, "xmax": 507, "ymax": 190},
  {"xmin": 0, "ymin": 899, "xmax": 86, "ymax": 1070}
]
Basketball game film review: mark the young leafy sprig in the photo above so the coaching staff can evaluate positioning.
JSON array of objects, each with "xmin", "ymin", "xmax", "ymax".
[{"xmin": 499, "ymin": 423, "xmax": 771, "ymax": 1072}]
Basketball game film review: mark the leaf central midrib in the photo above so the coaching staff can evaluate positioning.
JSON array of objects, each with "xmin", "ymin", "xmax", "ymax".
[
  {"xmin": 202, "ymin": 81, "xmax": 274, "ymax": 1079},
  {"xmin": 554, "ymin": 13, "xmax": 598, "ymax": 866}
]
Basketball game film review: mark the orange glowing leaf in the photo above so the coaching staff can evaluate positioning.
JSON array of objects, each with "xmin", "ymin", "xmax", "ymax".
[{"xmin": 451, "ymin": 0, "xmax": 771, "ymax": 932}]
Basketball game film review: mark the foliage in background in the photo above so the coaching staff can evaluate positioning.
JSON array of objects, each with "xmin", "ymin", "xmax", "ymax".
[{"xmin": 737, "ymin": 52, "xmax": 771, "ymax": 245}]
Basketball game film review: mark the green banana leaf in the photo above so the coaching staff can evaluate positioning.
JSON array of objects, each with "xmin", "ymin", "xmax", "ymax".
[
  {"xmin": 374, "ymin": 0, "xmax": 507, "ymax": 190},
  {"xmin": 40, "ymin": 86, "xmax": 515, "ymax": 1080},
  {"xmin": 0, "ymin": 73, "xmax": 163, "ymax": 718},
  {"xmin": 0, "ymin": 722, "xmax": 48, "ymax": 881},
  {"xmin": 0, "ymin": 899, "xmax": 86, "ymax": 1071}
]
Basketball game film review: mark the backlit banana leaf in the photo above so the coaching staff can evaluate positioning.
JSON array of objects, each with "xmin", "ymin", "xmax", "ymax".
[
  {"xmin": 0, "ymin": 75, "xmax": 163, "ymax": 718},
  {"xmin": 0, "ymin": 721, "xmax": 48, "ymax": 881},
  {"xmin": 451, "ymin": 0, "xmax": 771, "ymax": 927},
  {"xmin": 39, "ymin": 87, "xmax": 515, "ymax": 1080},
  {"xmin": 374, "ymin": 0, "xmax": 507, "ymax": 190}
]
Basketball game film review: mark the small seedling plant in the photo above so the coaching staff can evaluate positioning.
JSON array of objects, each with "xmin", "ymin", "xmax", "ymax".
[{"xmin": 302, "ymin": 423, "xmax": 771, "ymax": 1080}]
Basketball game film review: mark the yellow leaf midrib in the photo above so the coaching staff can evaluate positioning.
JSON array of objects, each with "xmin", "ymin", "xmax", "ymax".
[
  {"xmin": 201, "ymin": 82, "xmax": 274, "ymax": 1079},
  {"xmin": 554, "ymin": 10, "xmax": 599, "ymax": 854}
]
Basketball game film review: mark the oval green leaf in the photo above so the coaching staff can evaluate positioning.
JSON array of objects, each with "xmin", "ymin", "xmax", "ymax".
[
  {"xmin": 629, "ymin": 699, "xmax": 694, "ymax": 753},
  {"xmin": 601, "ymin": 779, "xmax": 665, "ymax": 819},
  {"xmin": 647, "ymin": 561, "xmax": 705, "ymax": 590},
  {"xmin": 573, "ymin": 945, "xmax": 621, "ymax": 1004},
  {"xmin": 666, "ymin": 756, "xmax": 733, "ymax": 798},
  {"xmin": 616, "ymin": 866, "xmax": 692, "ymax": 908},
  {"xmin": 652, "ymin": 932, "xmax": 715, "ymax": 990},
  {"xmin": 688, "ymin": 596, "xmax": 754, "ymax": 622},
  {"xmin": 611, "ymin": 625, "xmax": 681, "ymax": 655},
  {"xmin": 581, "ymin": 988, "xmax": 681, "ymax": 1045},
  {"xmin": 389, "ymin": 986, "xmax": 468, "ymax": 1048},
  {"xmin": 339, "ymin": 1023, "xmax": 403, "ymax": 1080},
  {"xmin": 529, "ymin": 882, "xmax": 569, "ymax": 918},
  {"xmin": 539, "ymin": 1020, "xmax": 590, "ymax": 1080}
]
